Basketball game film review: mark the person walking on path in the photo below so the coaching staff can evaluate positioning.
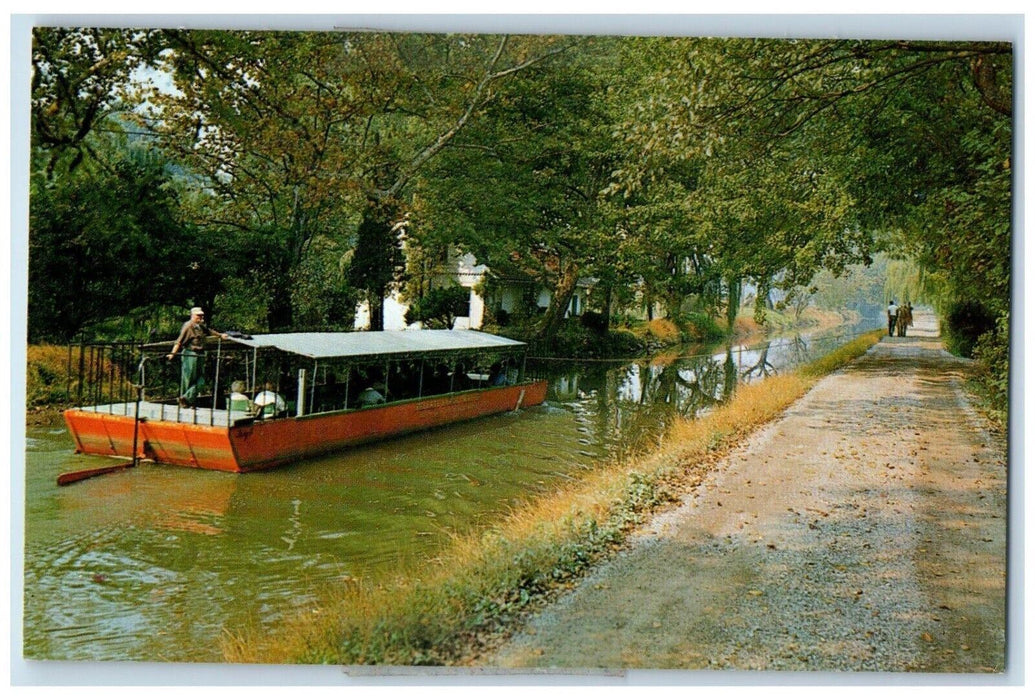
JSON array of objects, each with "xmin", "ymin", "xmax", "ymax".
[
  {"xmin": 887, "ymin": 299, "xmax": 899, "ymax": 336},
  {"xmin": 167, "ymin": 307, "xmax": 228, "ymax": 407},
  {"xmin": 897, "ymin": 302, "xmax": 914, "ymax": 337}
]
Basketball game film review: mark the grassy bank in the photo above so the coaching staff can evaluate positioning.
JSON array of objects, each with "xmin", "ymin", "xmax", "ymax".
[
  {"xmin": 26, "ymin": 344, "xmax": 135, "ymax": 425},
  {"xmin": 26, "ymin": 345, "xmax": 74, "ymax": 407},
  {"xmin": 222, "ymin": 328, "xmax": 885, "ymax": 665},
  {"xmin": 26, "ymin": 345, "xmax": 85, "ymax": 424}
]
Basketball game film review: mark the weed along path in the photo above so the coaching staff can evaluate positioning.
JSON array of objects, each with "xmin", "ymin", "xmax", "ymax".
[{"xmin": 486, "ymin": 311, "xmax": 1007, "ymax": 672}]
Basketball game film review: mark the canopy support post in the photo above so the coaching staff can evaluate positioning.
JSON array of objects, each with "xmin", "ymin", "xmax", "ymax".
[
  {"xmin": 297, "ymin": 368, "xmax": 307, "ymax": 417},
  {"xmin": 211, "ymin": 338, "xmax": 222, "ymax": 426},
  {"xmin": 309, "ymin": 360, "xmax": 318, "ymax": 415}
]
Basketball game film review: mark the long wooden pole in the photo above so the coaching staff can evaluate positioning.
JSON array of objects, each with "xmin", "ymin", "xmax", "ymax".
[{"xmin": 57, "ymin": 462, "xmax": 134, "ymax": 486}]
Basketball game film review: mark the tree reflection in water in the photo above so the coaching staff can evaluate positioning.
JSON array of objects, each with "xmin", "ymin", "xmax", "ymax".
[
  {"xmin": 740, "ymin": 341, "xmax": 775, "ymax": 380},
  {"xmin": 541, "ymin": 323, "xmax": 874, "ymax": 461},
  {"xmin": 545, "ymin": 348, "xmax": 731, "ymax": 458}
]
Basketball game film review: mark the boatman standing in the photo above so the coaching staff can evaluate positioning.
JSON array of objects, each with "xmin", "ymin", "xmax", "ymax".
[{"xmin": 167, "ymin": 307, "xmax": 228, "ymax": 408}]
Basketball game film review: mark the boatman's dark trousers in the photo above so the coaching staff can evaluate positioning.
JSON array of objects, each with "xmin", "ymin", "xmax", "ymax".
[{"xmin": 180, "ymin": 350, "xmax": 205, "ymax": 404}]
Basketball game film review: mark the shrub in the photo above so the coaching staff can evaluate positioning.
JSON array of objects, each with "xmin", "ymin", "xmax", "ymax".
[
  {"xmin": 579, "ymin": 310, "xmax": 608, "ymax": 335},
  {"xmin": 972, "ymin": 313, "xmax": 1009, "ymax": 420},
  {"xmin": 547, "ymin": 319, "xmax": 645, "ymax": 359},
  {"xmin": 26, "ymin": 345, "xmax": 73, "ymax": 407},
  {"xmin": 645, "ymin": 318, "xmax": 680, "ymax": 344},
  {"xmin": 610, "ymin": 312, "xmax": 640, "ymax": 329},
  {"xmin": 404, "ymin": 284, "xmax": 471, "ymax": 329},
  {"xmin": 943, "ymin": 300, "xmax": 996, "ymax": 358},
  {"xmin": 551, "ymin": 319, "xmax": 597, "ymax": 356},
  {"xmin": 681, "ymin": 312, "xmax": 725, "ymax": 342},
  {"xmin": 605, "ymin": 329, "xmax": 643, "ymax": 357}
]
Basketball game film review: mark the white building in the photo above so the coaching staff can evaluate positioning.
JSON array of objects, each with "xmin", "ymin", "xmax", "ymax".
[{"xmin": 353, "ymin": 251, "xmax": 591, "ymax": 331}]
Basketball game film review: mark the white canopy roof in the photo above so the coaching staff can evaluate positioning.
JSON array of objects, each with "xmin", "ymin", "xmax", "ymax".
[{"xmin": 227, "ymin": 329, "xmax": 526, "ymax": 360}]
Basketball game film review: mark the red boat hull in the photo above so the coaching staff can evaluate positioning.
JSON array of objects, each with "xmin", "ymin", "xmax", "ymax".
[{"xmin": 64, "ymin": 381, "xmax": 548, "ymax": 473}]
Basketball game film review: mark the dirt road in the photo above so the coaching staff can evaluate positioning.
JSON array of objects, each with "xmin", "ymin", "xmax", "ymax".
[{"xmin": 488, "ymin": 311, "xmax": 1007, "ymax": 672}]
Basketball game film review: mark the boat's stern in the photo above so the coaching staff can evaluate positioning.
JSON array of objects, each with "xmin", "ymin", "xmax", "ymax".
[{"xmin": 63, "ymin": 407, "xmax": 244, "ymax": 472}]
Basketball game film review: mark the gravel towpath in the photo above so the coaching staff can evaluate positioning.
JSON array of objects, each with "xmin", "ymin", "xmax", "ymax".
[{"xmin": 488, "ymin": 311, "xmax": 1007, "ymax": 673}]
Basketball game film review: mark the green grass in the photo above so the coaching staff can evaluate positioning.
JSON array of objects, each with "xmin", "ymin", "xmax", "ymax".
[{"xmin": 799, "ymin": 329, "xmax": 885, "ymax": 378}]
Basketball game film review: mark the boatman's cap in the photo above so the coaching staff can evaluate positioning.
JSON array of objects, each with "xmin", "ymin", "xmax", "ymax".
[{"xmin": 191, "ymin": 307, "xmax": 205, "ymax": 315}]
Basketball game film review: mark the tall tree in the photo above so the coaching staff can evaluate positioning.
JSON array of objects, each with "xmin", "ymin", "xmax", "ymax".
[
  {"xmin": 614, "ymin": 38, "xmax": 1010, "ymax": 331},
  {"xmin": 143, "ymin": 30, "xmax": 578, "ymax": 331},
  {"xmin": 31, "ymin": 27, "xmax": 161, "ymax": 176},
  {"xmin": 345, "ymin": 199, "xmax": 406, "ymax": 330},
  {"xmin": 28, "ymin": 143, "xmax": 202, "ymax": 341},
  {"xmin": 416, "ymin": 37, "xmax": 626, "ymax": 342}
]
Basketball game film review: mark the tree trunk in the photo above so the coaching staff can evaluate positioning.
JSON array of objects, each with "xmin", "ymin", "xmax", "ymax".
[
  {"xmin": 267, "ymin": 278, "xmax": 294, "ymax": 331},
  {"xmin": 665, "ymin": 292, "xmax": 683, "ymax": 322},
  {"xmin": 601, "ymin": 282, "xmax": 613, "ymax": 332},
  {"xmin": 537, "ymin": 260, "xmax": 580, "ymax": 344},
  {"xmin": 754, "ymin": 277, "xmax": 771, "ymax": 325},
  {"xmin": 726, "ymin": 275, "xmax": 742, "ymax": 330},
  {"xmin": 369, "ymin": 289, "xmax": 385, "ymax": 332},
  {"xmin": 664, "ymin": 253, "xmax": 683, "ymax": 322}
]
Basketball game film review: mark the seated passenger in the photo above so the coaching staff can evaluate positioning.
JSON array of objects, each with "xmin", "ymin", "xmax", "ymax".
[
  {"xmin": 489, "ymin": 362, "xmax": 509, "ymax": 386},
  {"xmin": 388, "ymin": 362, "xmax": 418, "ymax": 400},
  {"xmin": 424, "ymin": 364, "xmax": 452, "ymax": 395},
  {"xmin": 253, "ymin": 382, "xmax": 288, "ymax": 418},
  {"xmin": 355, "ymin": 386, "xmax": 386, "ymax": 408},
  {"xmin": 451, "ymin": 362, "xmax": 472, "ymax": 391},
  {"xmin": 229, "ymin": 380, "xmax": 254, "ymax": 414}
]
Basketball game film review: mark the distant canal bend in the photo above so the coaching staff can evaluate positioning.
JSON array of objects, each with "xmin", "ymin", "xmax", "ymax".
[{"xmin": 23, "ymin": 321, "xmax": 878, "ymax": 661}]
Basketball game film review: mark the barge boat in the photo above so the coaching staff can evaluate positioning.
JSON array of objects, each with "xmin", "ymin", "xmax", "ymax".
[{"xmin": 63, "ymin": 329, "xmax": 547, "ymax": 473}]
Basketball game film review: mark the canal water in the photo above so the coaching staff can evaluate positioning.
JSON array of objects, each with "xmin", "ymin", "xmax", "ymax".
[{"xmin": 22, "ymin": 321, "xmax": 878, "ymax": 662}]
